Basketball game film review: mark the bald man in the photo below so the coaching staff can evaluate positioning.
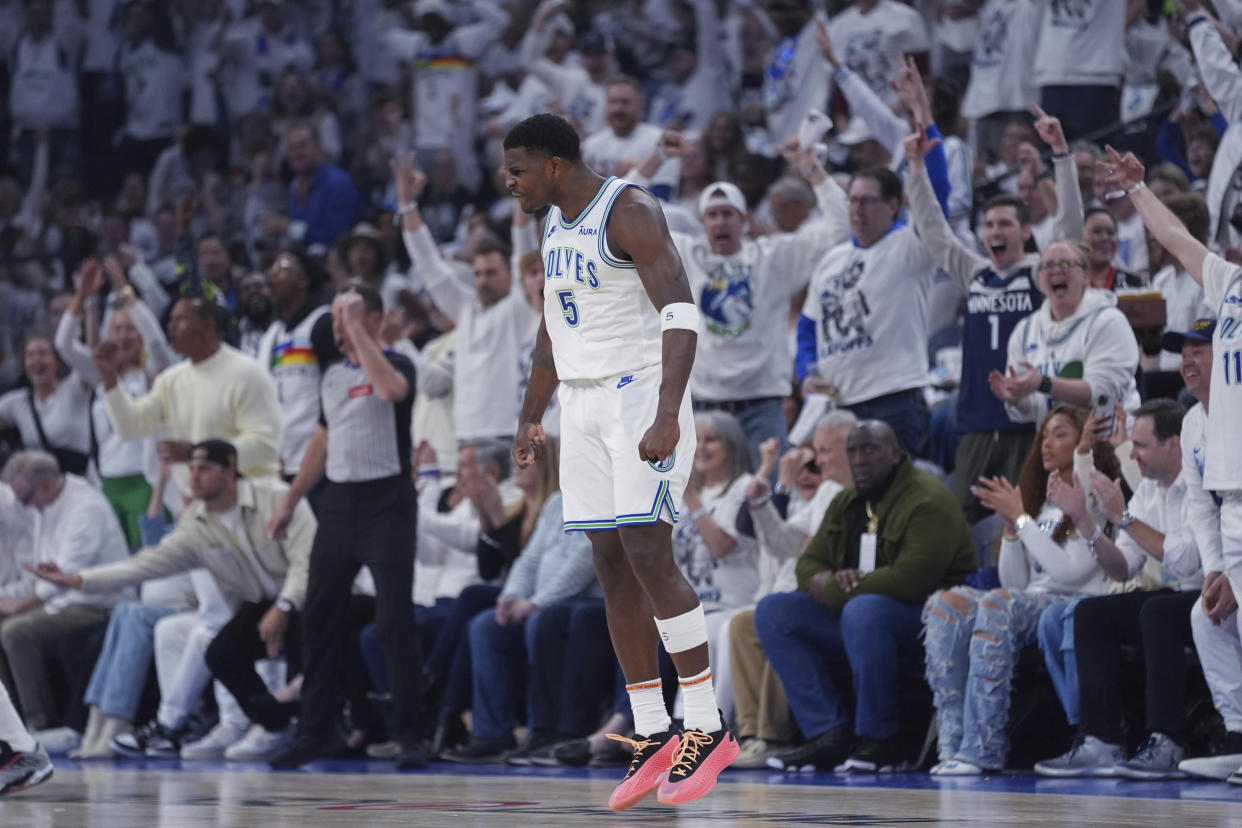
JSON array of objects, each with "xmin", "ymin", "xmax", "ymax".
[{"xmin": 755, "ymin": 420, "xmax": 976, "ymax": 774}]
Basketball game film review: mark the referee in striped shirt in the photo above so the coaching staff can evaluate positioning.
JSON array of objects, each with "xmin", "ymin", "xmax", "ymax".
[{"xmin": 266, "ymin": 280, "xmax": 427, "ymax": 769}]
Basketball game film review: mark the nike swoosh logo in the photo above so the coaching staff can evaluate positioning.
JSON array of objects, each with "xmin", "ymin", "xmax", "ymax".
[{"xmin": 616, "ymin": 375, "xmax": 635, "ymax": 389}]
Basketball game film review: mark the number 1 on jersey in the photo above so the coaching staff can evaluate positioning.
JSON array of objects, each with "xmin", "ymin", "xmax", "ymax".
[
  {"xmin": 557, "ymin": 289, "xmax": 580, "ymax": 327},
  {"xmin": 1226, "ymin": 349, "xmax": 1242, "ymax": 385},
  {"xmin": 988, "ymin": 313, "xmax": 1000, "ymax": 350}
]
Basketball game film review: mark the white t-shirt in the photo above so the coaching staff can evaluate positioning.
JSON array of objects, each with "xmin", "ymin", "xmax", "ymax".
[
  {"xmin": 828, "ymin": 0, "xmax": 930, "ymax": 107},
  {"xmin": 0, "ymin": 375, "xmax": 93, "ymax": 457},
  {"xmin": 672, "ymin": 475, "xmax": 759, "ymax": 613},
  {"xmin": 673, "ymin": 179, "xmax": 848, "ymax": 401},
  {"xmin": 1152, "ymin": 266, "xmax": 1211, "ymax": 371},
  {"xmin": 1200, "ymin": 254, "xmax": 1242, "ymax": 490},
  {"xmin": 963, "ymin": 0, "xmax": 1039, "ymax": 119},
  {"xmin": 802, "ymin": 224, "xmax": 934, "ymax": 406},
  {"xmin": 1115, "ymin": 211, "xmax": 1149, "ymax": 277},
  {"xmin": 1033, "ymin": 0, "xmax": 1125, "ymax": 88},
  {"xmin": 582, "ymin": 123, "xmax": 665, "ymax": 178},
  {"xmin": 9, "ymin": 33, "xmax": 79, "ymax": 129},
  {"xmin": 217, "ymin": 505, "xmax": 280, "ymax": 600},
  {"xmin": 118, "ymin": 40, "xmax": 186, "ymax": 140}
]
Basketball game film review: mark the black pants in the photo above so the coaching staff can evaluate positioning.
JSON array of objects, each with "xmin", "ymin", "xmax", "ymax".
[
  {"xmin": 300, "ymin": 476, "xmax": 422, "ymax": 744},
  {"xmin": 206, "ymin": 601, "xmax": 303, "ymax": 732},
  {"xmin": 1075, "ymin": 589, "xmax": 1199, "ymax": 745},
  {"xmin": 529, "ymin": 598, "xmax": 614, "ymax": 736}
]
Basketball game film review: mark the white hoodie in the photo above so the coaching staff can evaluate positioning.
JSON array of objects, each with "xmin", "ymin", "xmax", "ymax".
[{"xmin": 1004, "ymin": 288, "xmax": 1140, "ymax": 425}]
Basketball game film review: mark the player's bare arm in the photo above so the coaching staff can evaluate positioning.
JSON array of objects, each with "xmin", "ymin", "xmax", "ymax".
[
  {"xmin": 513, "ymin": 317, "xmax": 559, "ymax": 469},
  {"xmin": 606, "ymin": 186, "xmax": 697, "ymax": 463}
]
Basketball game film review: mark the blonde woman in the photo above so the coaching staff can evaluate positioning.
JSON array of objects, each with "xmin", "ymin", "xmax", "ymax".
[{"xmin": 53, "ymin": 258, "xmax": 174, "ymax": 547}]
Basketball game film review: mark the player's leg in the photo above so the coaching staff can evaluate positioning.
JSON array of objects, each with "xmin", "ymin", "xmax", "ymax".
[
  {"xmin": 588, "ymin": 528, "xmax": 681, "ymax": 811},
  {"xmin": 0, "ymin": 681, "xmax": 51, "ymax": 795}
]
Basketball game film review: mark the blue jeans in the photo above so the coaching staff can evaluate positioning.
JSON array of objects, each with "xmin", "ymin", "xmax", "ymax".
[
  {"xmin": 923, "ymin": 587, "xmax": 1066, "ymax": 769},
  {"xmin": 1037, "ymin": 598, "xmax": 1086, "ymax": 727},
  {"xmin": 468, "ymin": 607, "xmax": 542, "ymax": 741},
  {"xmin": 754, "ymin": 590, "xmax": 923, "ymax": 741},
  {"xmin": 360, "ymin": 597, "xmax": 454, "ymax": 695},
  {"xmin": 845, "ymin": 390, "xmax": 928, "ymax": 459},
  {"xmin": 83, "ymin": 602, "xmax": 179, "ymax": 721}
]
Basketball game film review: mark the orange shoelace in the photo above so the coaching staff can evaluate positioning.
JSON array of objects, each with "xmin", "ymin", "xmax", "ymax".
[
  {"xmin": 606, "ymin": 733, "xmax": 658, "ymax": 777},
  {"xmin": 669, "ymin": 730, "xmax": 713, "ymax": 777}
]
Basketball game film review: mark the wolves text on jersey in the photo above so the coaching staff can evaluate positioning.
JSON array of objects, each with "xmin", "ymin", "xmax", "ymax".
[{"xmin": 545, "ymin": 245, "xmax": 601, "ymax": 290}]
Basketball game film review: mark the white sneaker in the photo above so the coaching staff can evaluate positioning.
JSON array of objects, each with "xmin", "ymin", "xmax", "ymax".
[
  {"xmin": 930, "ymin": 758, "xmax": 983, "ymax": 776},
  {"xmin": 223, "ymin": 724, "xmax": 294, "ymax": 761},
  {"xmin": 181, "ymin": 722, "xmax": 249, "ymax": 760},
  {"xmin": 31, "ymin": 727, "xmax": 81, "ymax": 756},
  {"xmin": 1180, "ymin": 753, "xmax": 1242, "ymax": 781}
]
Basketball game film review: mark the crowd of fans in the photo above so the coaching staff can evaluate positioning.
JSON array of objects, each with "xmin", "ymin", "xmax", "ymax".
[{"xmin": 3, "ymin": 0, "xmax": 1242, "ymax": 786}]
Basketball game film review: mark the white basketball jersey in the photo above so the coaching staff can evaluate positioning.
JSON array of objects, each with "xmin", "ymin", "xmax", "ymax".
[{"xmin": 541, "ymin": 177, "xmax": 663, "ymax": 381}]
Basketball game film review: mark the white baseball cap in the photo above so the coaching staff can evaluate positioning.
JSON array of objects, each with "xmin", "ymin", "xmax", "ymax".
[{"xmin": 697, "ymin": 181, "xmax": 747, "ymax": 217}]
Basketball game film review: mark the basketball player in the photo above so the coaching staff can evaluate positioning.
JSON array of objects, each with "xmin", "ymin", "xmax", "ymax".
[{"xmin": 502, "ymin": 113, "xmax": 738, "ymax": 809}]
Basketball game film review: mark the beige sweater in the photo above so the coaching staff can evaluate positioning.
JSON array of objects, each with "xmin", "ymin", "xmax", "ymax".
[{"xmin": 104, "ymin": 344, "xmax": 282, "ymax": 486}]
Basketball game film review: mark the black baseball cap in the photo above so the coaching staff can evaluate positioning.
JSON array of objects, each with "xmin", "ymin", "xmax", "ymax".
[
  {"xmin": 190, "ymin": 439, "xmax": 238, "ymax": 470},
  {"xmin": 1161, "ymin": 317, "xmax": 1216, "ymax": 353}
]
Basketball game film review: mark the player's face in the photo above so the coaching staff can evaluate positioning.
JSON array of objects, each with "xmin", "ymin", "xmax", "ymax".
[
  {"xmin": 1039, "ymin": 413, "xmax": 1079, "ymax": 474},
  {"xmin": 1180, "ymin": 340, "xmax": 1212, "ymax": 402},
  {"xmin": 982, "ymin": 205, "xmax": 1029, "ymax": 270},
  {"xmin": 700, "ymin": 205, "xmax": 745, "ymax": 255},
  {"xmin": 504, "ymin": 148, "xmax": 554, "ymax": 213},
  {"xmin": 847, "ymin": 177, "xmax": 897, "ymax": 248}
]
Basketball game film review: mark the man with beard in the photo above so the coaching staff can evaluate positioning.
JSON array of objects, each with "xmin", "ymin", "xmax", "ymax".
[{"xmin": 236, "ymin": 272, "xmax": 275, "ymax": 359}]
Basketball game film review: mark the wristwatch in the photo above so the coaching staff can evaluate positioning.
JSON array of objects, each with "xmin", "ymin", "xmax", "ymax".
[
  {"xmin": 1037, "ymin": 374, "xmax": 1053, "ymax": 394},
  {"xmin": 1014, "ymin": 514, "xmax": 1034, "ymax": 532},
  {"xmin": 1117, "ymin": 510, "xmax": 1136, "ymax": 530},
  {"xmin": 276, "ymin": 598, "xmax": 295, "ymax": 614}
]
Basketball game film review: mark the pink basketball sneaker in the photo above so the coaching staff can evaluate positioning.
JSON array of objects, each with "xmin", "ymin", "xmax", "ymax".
[
  {"xmin": 605, "ymin": 731, "xmax": 680, "ymax": 811},
  {"xmin": 656, "ymin": 723, "xmax": 739, "ymax": 806}
]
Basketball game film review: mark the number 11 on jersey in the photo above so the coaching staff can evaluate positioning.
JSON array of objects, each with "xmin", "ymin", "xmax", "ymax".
[{"xmin": 1226, "ymin": 349, "xmax": 1242, "ymax": 385}]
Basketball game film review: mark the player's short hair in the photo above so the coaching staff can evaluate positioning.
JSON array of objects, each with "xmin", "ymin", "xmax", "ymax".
[
  {"xmin": 1133, "ymin": 398, "xmax": 1186, "ymax": 443},
  {"xmin": 503, "ymin": 114, "xmax": 581, "ymax": 163},
  {"xmin": 983, "ymin": 194, "xmax": 1031, "ymax": 227},
  {"xmin": 340, "ymin": 279, "xmax": 383, "ymax": 314},
  {"xmin": 850, "ymin": 167, "xmax": 903, "ymax": 205}
]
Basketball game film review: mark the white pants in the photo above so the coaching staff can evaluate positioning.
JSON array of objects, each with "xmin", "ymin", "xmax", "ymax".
[
  {"xmin": 153, "ymin": 611, "xmax": 243, "ymax": 730},
  {"xmin": 1190, "ymin": 596, "xmax": 1242, "ymax": 733}
]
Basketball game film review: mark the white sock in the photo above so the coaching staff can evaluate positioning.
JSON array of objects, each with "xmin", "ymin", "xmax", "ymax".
[
  {"xmin": 0, "ymin": 682, "xmax": 36, "ymax": 753},
  {"xmin": 680, "ymin": 667, "xmax": 722, "ymax": 734},
  {"xmin": 626, "ymin": 678, "xmax": 671, "ymax": 738}
]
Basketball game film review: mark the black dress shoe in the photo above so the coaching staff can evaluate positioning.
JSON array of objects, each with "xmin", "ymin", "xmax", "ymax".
[
  {"xmin": 440, "ymin": 736, "xmax": 516, "ymax": 764},
  {"xmin": 551, "ymin": 738, "xmax": 591, "ymax": 767},
  {"xmin": 765, "ymin": 725, "xmax": 852, "ymax": 772},
  {"xmin": 396, "ymin": 739, "xmax": 433, "ymax": 770},
  {"xmin": 432, "ymin": 713, "xmax": 470, "ymax": 755},
  {"xmin": 269, "ymin": 730, "xmax": 346, "ymax": 770}
]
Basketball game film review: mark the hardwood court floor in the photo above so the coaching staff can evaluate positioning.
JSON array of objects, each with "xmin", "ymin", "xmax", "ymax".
[{"xmin": 4, "ymin": 760, "xmax": 1242, "ymax": 827}]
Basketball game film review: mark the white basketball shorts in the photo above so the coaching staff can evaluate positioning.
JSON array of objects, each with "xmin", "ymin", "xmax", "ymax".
[{"xmin": 557, "ymin": 363, "xmax": 696, "ymax": 532}]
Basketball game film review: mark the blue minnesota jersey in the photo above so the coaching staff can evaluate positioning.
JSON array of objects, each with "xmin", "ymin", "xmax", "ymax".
[{"xmin": 958, "ymin": 264, "xmax": 1042, "ymax": 433}]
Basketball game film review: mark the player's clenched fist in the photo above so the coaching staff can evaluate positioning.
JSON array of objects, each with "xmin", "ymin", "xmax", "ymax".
[
  {"xmin": 637, "ymin": 414, "xmax": 679, "ymax": 465},
  {"xmin": 513, "ymin": 421, "xmax": 547, "ymax": 469}
]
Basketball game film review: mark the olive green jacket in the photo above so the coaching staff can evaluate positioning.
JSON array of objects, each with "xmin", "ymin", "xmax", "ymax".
[{"xmin": 796, "ymin": 458, "xmax": 977, "ymax": 613}]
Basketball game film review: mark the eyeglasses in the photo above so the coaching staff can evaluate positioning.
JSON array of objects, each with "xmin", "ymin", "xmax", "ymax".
[
  {"xmin": 1038, "ymin": 260, "xmax": 1085, "ymax": 275},
  {"xmin": 848, "ymin": 196, "xmax": 888, "ymax": 209}
]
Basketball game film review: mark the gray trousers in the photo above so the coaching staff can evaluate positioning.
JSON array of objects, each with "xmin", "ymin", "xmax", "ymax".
[{"xmin": 0, "ymin": 604, "xmax": 111, "ymax": 731}]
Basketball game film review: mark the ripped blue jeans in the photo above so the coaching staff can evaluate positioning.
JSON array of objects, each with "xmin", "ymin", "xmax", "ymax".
[{"xmin": 922, "ymin": 587, "xmax": 1068, "ymax": 770}]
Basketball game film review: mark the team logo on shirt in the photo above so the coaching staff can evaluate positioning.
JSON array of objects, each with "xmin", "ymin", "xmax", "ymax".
[
  {"xmin": 974, "ymin": 9, "xmax": 1009, "ymax": 67},
  {"xmin": 1050, "ymin": 0, "xmax": 1092, "ymax": 24},
  {"xmin": 843, "ymin": 31, "xmax": 893, "ymax": 97},
  {"xmin": 699, "ymin": 260, "xmax": 755, "ymax": 337},
  {"xmin": 817, "ymin": 258, "xmax": 872, "ymax": 354}
]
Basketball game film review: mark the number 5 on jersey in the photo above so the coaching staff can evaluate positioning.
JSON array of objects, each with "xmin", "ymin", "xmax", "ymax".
[{"xmin": 558, "ymin": 289, "xmax": 580, "ymax": 327}]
